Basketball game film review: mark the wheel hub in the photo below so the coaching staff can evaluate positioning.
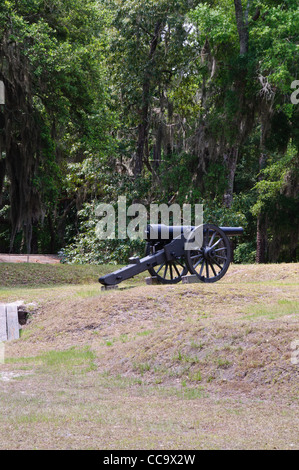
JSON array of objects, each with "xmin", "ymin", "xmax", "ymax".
[{"xmin": 202, "ymin": 246, "xmax": 215, "ymax": 260}]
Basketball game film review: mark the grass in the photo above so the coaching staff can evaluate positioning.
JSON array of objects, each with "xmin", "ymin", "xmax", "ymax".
[
  {"xmin": 1, "ymin": 363, "xmax": 296, "ymax": 449},
  {"xmin": 0, "ymin": 262, "xmax": 148, "ymax": 289},
  {"xmin": 244, "ymin": 300, "xmax": 299, "ymax": 320},
  {"xmin": 0, "ymin": 262, "xmax": 148, "ymax": 306},
  {"xmin": 0, "ymin": 262, "xmax": 101, "ymax": 287},
  {"xmin": 0, "ymin": 262, "xmax": 298, "ymax": 449},
  {"xmin": 6, "ymin": 346, "xmax": 97, "ymax": 372}
]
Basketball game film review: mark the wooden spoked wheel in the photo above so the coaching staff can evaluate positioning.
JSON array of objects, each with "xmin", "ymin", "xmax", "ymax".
[
  {"xmin": 145, "ymin": 241, "xmax": 188, "ymax": 284},
  {"xmin": 185, "ymin": 224, "xmax": 231, "ymax": 283}
]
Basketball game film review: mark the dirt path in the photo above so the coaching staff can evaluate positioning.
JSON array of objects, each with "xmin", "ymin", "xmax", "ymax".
[{"xmin": 0, "ymin": 254, "xmax": 60, "ymax": 264}]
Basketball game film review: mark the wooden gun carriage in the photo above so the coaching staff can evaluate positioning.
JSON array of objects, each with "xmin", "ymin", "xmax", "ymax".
[{"xmin": 99, "ymin": 223, "xmax": 243, "ymax": 286}]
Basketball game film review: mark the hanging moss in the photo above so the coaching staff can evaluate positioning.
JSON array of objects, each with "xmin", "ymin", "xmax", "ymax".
[{"xmin": 0, "ymin": 33, "xmax": 43, "ymax": 253}]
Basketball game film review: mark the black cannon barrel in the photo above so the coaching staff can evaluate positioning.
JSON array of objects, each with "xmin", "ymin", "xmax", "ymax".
[
  {"xmin": 220, "ymin": 227, "xmax": 244, "ymax": 236},
  {"xmin": 146, "ymin": 224, "xmax": 243, "ymax": 241}
]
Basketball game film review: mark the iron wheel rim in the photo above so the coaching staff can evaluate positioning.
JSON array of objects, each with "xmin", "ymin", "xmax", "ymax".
[{"xmin": 185, "ymin": 224, "xmax": 231, "ymax": 283}]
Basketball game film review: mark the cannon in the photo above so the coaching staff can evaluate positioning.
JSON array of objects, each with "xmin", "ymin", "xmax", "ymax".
[{"xmin": 99, "ymin": 223, "xmax": 243, "ymax": 287}]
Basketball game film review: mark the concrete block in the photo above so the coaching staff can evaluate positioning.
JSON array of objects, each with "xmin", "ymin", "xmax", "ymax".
[
  {"xmin": 145, "ymin": 276, "xmax": 160, "ymax": 285},
  {"xmin": 6, "ymin": 305, "xmax": 20, "ymax": 341},
  {"xmin": 181, "ymin": 274, "xmax": 201, "ymax": 284},
  {"xmin": 101, "ymin": 285, "xmax": 119, "ymax": 291},
  {"xmin": 0, "ymin": 305, "xmax": 7, "ymax": 342}
]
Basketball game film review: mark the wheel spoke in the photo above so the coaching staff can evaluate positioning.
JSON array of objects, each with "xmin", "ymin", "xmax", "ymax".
[
  {"xmin": 213, "ymin": 259, "xmax": 223, "ymax": 270},
  {"xmin": 206, "ymin": 260, "xmax": 209, "ymax": 278},
  {"xmin": 211, "ymin": 238, "xmax": 223, "ymax": 249},
  {"xmin": 173, "ymin": 263, "xmax": 181, "ymax": 277},
  {"xmin": 209, "ymin": 261, "xmax": 217, "ymax": 277},
  {"xmin": 199, "ymin": 259, "xmax": 205, "ymax": 277},
  {"xmin": 163, "ymin": 264, "xmax": 168, "ymax": 278},
  {"xmin": 176, "ymin": 259, "xmax": 185, "ymax": 268},
  {"xmin": 169, "ymin": 263, "xmax": 173, "ymax": 280},
  {"xmin": 194, "ymin": 257, "xmax": 203, "ymax": 269},
  {"xmin": 208, "ymin": 231, "xmax": 216, "ymax": 247},
  {"xmin": 156, "ymin": 262, "xmax": 165, "ymax": 274}
]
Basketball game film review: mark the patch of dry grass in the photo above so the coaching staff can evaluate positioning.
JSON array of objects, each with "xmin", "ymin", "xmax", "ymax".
[
  {"xmin": 0, "ymin": 366, "xmax": 298, "ymax": 450},
  {"xmin": 0, "ymin": 263, "xmax": 298, "ymax": 449}
]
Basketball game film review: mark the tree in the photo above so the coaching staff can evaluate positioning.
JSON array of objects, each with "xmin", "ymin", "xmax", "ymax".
[
  {"xmin": 107, "ymin": 0, "xmax": 202, "ymax": 176},
  {"xmin": 0, "ymin": 0, "xmax": 110, "ymax": 252}
]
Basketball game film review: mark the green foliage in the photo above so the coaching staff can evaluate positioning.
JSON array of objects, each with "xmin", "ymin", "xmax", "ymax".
[
  {"xmin": 189, "ymin": 2, "xmax": 237, "ymax": 50},
  {"xmin": 0, "ymin": 0, "xmax": 115, "ymax": 253},
  {"xmin": 234, "ymin": 242, "xmax": 257, "ymax": 264},
  {"xmin": 1, "ymin": 0, "xmax": 298, "ymax": 264},
  {"xmin": 251, "ymin": 146, "xmax": 298, "ymax": 217},
  {"xmin": 60, "ymin": 231, "xmax": 146, "ymax": 265},
  {"xmin": 59, "ymin": 200, "xmax": 146, "ymax": 265}
]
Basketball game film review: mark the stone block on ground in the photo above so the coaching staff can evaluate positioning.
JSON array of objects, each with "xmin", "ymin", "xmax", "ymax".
[
  {"xmin": 145, "ymin": 276, "xmax": 160, "ymax": 285},
  {"xmin": 101, "ymin": 285, "xmax": 119, "ymax": 291},
  {"xmin": 0, "ymin": 305, "xmax": 7, "ymax": 342},
  {"xmin": 181, "ymin": 274, "xmax": 201, "ymax": 284},
  {"xmin": 6, "ymin": 305, "xmax": 20, "ymax": 341}
]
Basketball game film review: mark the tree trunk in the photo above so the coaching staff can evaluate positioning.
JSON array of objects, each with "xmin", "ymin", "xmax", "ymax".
[
  {"xmin": 223, "ymin": 147, "xmax": 239, "ymax": 208},
  {"xmin": 256, "ymin": 148, "xmax": 267, "ymax": 263},
  {"xmin": 0, "ymin": 157, "xmax": 5, "ymax": 205},
  {"xmin": 30, "ymin": 221, "xmax": 39, "ymax": 254},
  {"xmin": 255, "ymin": 101, "xmax": 273, "ymax": 263},
  {"xmin": 134, "ymin": 21, "xmax": 164, "ymax": 176},
  {"xmin": 135, "ymin": 120, "xmax": 147, "ymax": 176},
  {"xmin": 153, "ymin": 122, "xmax": 163, "ymax": 169},
  {"xmin": 47, "ymin": 213, "xmax": 56, "ymax": 254},
  {"xmin": 234, "ymin": 0, "xmax": 250, "ymax": 55},
  {"xmin": 256, "ymin": 215, "xmax": 267, "ymax": 263}
]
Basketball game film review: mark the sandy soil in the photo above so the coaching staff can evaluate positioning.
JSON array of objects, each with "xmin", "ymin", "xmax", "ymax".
[{"xmin": 0, "ymin": 254, "xmax": 60, "ymax": 264}]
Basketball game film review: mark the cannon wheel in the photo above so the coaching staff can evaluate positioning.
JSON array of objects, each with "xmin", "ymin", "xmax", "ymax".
[
  {"xmin": 185, "ymin": 224, "xmax": 231, "ymax": 283},
  {"xmin": 145, "ymin": 241, "xmax": 188, "ymax": 284}
]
